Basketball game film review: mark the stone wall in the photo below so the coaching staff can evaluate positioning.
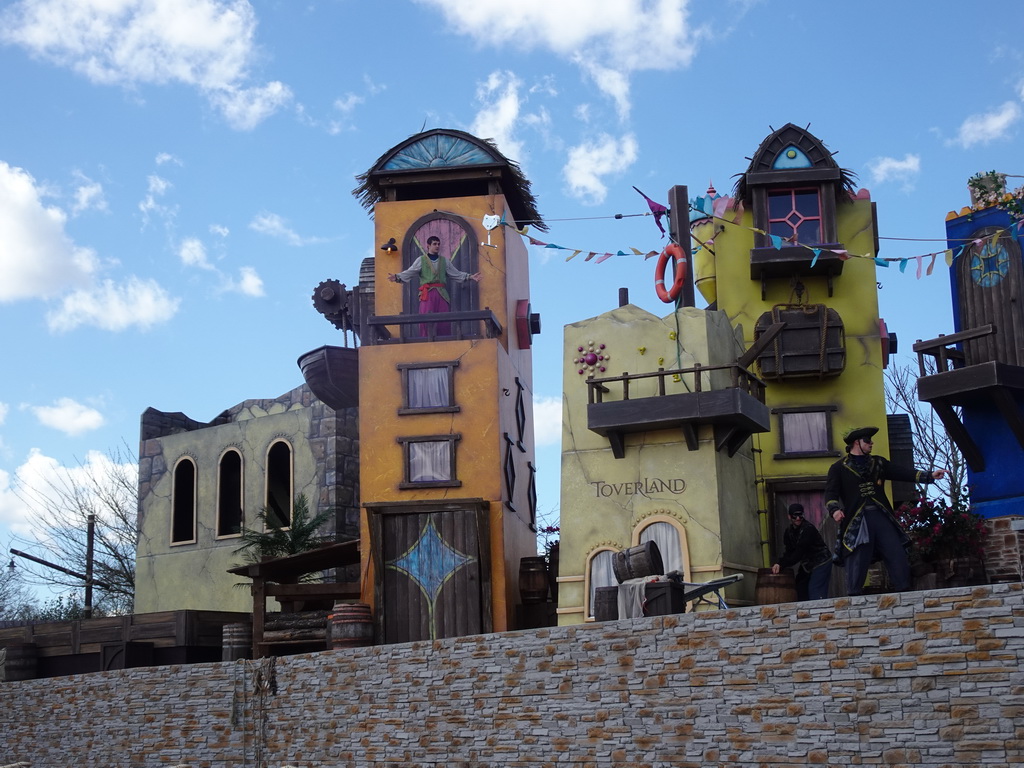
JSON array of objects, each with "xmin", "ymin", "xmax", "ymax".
[{"xmin": 2, "ymin": 583, "xmax": 1022, "ymax": 767}]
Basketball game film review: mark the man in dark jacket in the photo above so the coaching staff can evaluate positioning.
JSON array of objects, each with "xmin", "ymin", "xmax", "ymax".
[
  {"xmin": 826, "ymin": 426, "xmax": 946, "ymax": 596},
  {"xmin": 771, "ymin": 503, "xmax": 832, "ymax": 600}
]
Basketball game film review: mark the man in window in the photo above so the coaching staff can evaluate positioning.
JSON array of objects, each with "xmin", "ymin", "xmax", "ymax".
[
  {"xmin": 826, "ymin": 426, "xmax": 946, "ymax": 596},
  {"xmin": 388, "ymin": 235, "xmax": 481, "ymax": 336},
  {"xmin": 770, "ymin": 503, "xmax": 832, "ymax": 601}
]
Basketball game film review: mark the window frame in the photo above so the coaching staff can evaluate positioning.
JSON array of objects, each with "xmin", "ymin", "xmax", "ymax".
[
  {"xmin": 772, "ymin": 405, "xmax": 840, "ymax": 459},
  {"xmin": 397, "ymin": 434, "xmax": 462, "ymax": 489},
  {"xmin": 264, "ymin": 439, "xmax": 294, "ymax": 530},
  {"xmin": 170, "ymin": 456, "xmax": 197, "ymax": 546},
  {"xmin": 632, "ymin": 516, "xmax": 690, "ymax": 582},
  {"xmin": 584, "ymin": 547, "xmax": 618, "ymax": 621},
  {"xmin": 398, "ymin": 361, "xmax": 460, "ymax": 415},
  {"xmin": 215, "ymin": 448, "xmax": 244, "ymax": 539},
  {"xmin": 766, "ymin": 187, "xmax": 823, "ymax": 245}
]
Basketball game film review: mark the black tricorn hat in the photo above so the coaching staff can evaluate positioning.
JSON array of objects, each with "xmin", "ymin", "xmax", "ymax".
[{"xmin": 844, "ymin": 426, "xmax": 879, "ymax": 447}]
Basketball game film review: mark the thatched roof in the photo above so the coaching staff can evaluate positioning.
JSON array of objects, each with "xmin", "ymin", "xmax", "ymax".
[
  {"xmin": 353, "ymin": 128, "xmax": 547, "ymax": 232},
  {"xmin": 733, "ymin": 123, "xmax": 858, "ymax": 202}
]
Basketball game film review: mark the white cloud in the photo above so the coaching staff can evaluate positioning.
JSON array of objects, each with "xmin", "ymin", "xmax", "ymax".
[
  {"xmin": 471, "ymin": 71, "xmax": 526, "ymax": 161},
  {"xmin": 0, "ymin": 0, "xmax": 291, "ymax": 129},
  {"xmin": 28, "ymin": 397, "xmax": 105, "ymax": 437},
  {"xmin": 563, "ymin": 133, "xmax": 639, "ymax": 205},
  {"xmin": 47, "ymin": 276, "xmax": 180, "ymax": 332},
  {"xmin": 0, "ymin": 161, "xmax": 97, "ymax": 302},
  {"xmin": 576, "ymin": 59, "xmax": 630, "ymax": 121},
  {"xmin": 179, "ymin": 237, "xmax": 213, "ymax": 269},
  {"xmin": 232, "ymin": 266, "xmax": 264, "ymax": 297},
  {"xmin": 0, "ymin": 448, "xmax": 138, "ymax": 536},
  {"xmin": 533, "ymin": 395, "xmax": 563, "ymax": 447},
  {"xmin": 209, "ymin": 223, "xmax": 229, "ymax": 237},
  {"xmin": 952, "ymin": 101, "xmax": 1021, "ymax": 148},
  {"xmin": 0, "ymin": 402, "xmax": 8, "ymax": 425},
  {"xmin": 249, "ymin": 212, "xmax": 323, "ymax": 246},
  {"xmin": 70, "ymin": 170, "xmax": 108, "ymax": 216},
  {"xmin": 420, "ymin": 0, "xmax": 700, "ymax": 117},
  {"xmin": 155, "ymin": 152, "xmax": 182, "ymax": 166},
  {"xmin": 867, "ymin": 154, "xmax": 921, "ymax": 191},
  {"xmin": 138, "ymin": 173, "xmax": 175, "ymax": 226},
  {"xmin": 208, "ymin": 81, "xmax": 292, "ymax": 131}
]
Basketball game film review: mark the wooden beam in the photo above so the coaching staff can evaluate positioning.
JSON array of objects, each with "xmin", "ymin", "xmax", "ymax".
[
  {"xmin": 736, "ymin": 322, "xmax": 786, "ymax": 370},
  {"xmin": 667, "ymin": 185, "xmax": 694, "ymax": 308},
  {"xmin": 931, "ymin": 402, "xmax": 985, "ymax": 472}
]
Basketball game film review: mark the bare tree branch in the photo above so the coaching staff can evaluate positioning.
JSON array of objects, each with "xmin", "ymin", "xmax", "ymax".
[
  {"xmin": 10, "ymin": 445, "xmax": 138, "ymax": 615},
  {"xmin": 885, "ymin": 359, "xmax": 969, "ymax": 509}
]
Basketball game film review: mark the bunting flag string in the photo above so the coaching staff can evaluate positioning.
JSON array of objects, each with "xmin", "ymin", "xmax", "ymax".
[{"xmin": 447, "ymin": 194, "xmax": 1023, "ymax": 278}]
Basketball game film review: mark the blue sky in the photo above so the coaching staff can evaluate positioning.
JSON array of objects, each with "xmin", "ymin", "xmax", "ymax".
[{"xmin": 1, "ymin": 0, "xmax": 1022, "ymax": 568}]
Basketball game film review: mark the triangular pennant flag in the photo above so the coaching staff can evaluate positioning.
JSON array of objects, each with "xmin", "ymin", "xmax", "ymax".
[
  {"xmin": 899, "ymin": 259, "xmax": 908, "ymax": 273},
  {"xmin": 543, "ymin": 243, "xmax": 562, "ymax": 249},
  {"xmin": 565, "ymin": 250, "xmax": 581, "ymax": 262},
  {"xmin": 991, "ymin": 231, "xmax": 1002, "ymax": 246},
  {"xmin": 810, "ymin": 249, "xmax": 821, "ymax": 268},
  {"xmin": 926, "ymin": 253, "xmax": 937, "ymax": 276},
  {"xmin": 944, "ymin": 249, "xmax": 954, "ymax": 267},
  {"xmin": 874, "ymin": 257, "xmax": 889, "ymax": 268},
  {"xmin": 498, "ymin": 211, "xmax": 508, "ymax": 228},
  {"xmin": 616, "ymin": 250, "xmax": 628, "ymax": 256},
  {"xmin": 835, "ymin": 249, "xmax": 850, "ymax": 261},
  {"xmin": 528, "ymin": 236, "xmax": 547, "ymax": 246},
  {"xmin": 584, "ymin": 251, "xmax": 597, "ymax": 261},
  {"xmin": 769, "ymin": 234, "xmax": 784, "ymax": 249},
  {"xmin": 595, "ymin": 252, "xmax": 614, "ymax": 264},
  {"xmin": 915, "ymin": 254, "xmax": 923, "ymax": 279},
  {"xmin": 630, "ymin": 247, "xmax": 644, "ymax": 256},
  {"xmin": 517, "ymin": 225, "xmax": 529, "ymax": 235},
  {"xmin": 632, "ymin": 186, "xmax": 668, "ymax": 236},
  {"xmin": 954, "ymin": 244, "xmax": 966, "ymax": 261},
  {"xmin": 645, "ymin": 250, "xmax": 658, "ymax": 259}
]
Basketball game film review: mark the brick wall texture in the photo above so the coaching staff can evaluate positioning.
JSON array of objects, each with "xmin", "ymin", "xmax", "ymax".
[{"xmin": 2, "ymin": 583, "xmax": 1022, "ymax": 767}]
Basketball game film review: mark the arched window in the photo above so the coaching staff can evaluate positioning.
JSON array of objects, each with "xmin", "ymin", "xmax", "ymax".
[
  {"xmin": 585, "ymin": 548, "xmax": 617, "ymax": 620},
  {"xmin": 217, "ymin": 449, "xmax": 243, "ymax": 537},
  {"xmin": 171, "ymin": 457, "xmax": 196, "ymax": 545},
  {"xmin": 635, "ymin": 517, "xmax": 689, "ymax": 580},
  {"xmin": 265, "ymin": 441, "xmax": 293, "ymax": 529}
]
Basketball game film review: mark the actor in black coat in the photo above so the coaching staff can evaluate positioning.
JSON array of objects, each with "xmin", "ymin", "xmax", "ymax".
[
  {"xmin": 825, "ymin": 426, "xmax": 945, "ymax": 596},
  {"xmin": 771, "ymin": 503, "xmax": 832, "ymax": 600}
]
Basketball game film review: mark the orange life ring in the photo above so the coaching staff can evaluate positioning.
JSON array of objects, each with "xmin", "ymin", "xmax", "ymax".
[{"xmin": 654, "ymin": 243, "xmax": 687, "ymax": 303}]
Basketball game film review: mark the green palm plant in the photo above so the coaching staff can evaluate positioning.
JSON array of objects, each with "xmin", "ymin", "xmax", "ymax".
[{"xmin": 233, "ymin": 493, "xmax": 334, "ymax": 569}]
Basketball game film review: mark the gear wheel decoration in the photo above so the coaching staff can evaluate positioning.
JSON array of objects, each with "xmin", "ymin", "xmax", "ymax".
[
  {"xmin": 312, "ymin": 279, "xmax": 350, "ymax": 331},
  {"xmin": 573, "ymin": 339, "xmax": 610, "ymax": 379}
]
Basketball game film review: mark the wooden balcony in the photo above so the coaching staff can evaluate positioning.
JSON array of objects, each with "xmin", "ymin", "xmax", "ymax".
[
  {"xmin": 914, "ymin": 325, "xmax": 1024, "ymax": 472},
  {"xmin": 586, "ymin": 363, "xmax": 770, "ymax": 458}
]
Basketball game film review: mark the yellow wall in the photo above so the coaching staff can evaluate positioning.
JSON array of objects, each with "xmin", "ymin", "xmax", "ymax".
[
  {"xmin": 706, "ymin": 195, "xmax": 891, "ymax": 533},
  {"xmin": 557, "ymin": 305, "xmax": 760, "ymax": 625}
]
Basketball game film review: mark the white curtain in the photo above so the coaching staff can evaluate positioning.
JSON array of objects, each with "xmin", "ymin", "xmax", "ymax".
[
  {"xmin": 783, "ymin": 411, "xmax": 828, "ymax": 452},
  {"xmin": 640, "ymin": 522, "xmax": 683, "ymax": 575},
  {"xmin": 588, "ymin": 550, "xmax": 616, "ymax": 618},
  {"xmin": 408, "ymin": 368, "xmax": 449, "ymax": 409},
  {"xmin": 409, "ymin": 441, "xmax": 451, "ymax": 482}
]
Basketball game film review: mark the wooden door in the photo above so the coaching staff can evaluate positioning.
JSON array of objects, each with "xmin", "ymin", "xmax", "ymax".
[{"xmin": 377, "ymin": 506, "xmax": 488, "ymax": 643}]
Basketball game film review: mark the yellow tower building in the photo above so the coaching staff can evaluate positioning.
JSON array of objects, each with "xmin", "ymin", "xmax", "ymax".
[{"xmin": 694, "ymin": 124, "xmax": 896, "ymax": 561}]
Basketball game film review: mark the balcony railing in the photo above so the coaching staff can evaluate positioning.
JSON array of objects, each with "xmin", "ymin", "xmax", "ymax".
[
  {"xmin": 586, "ymin": 363, "xmax": 766, "ymax": 405},
  {"xmin": 365, "ymin": 309, "xmax": 503, "ymax": 345}
]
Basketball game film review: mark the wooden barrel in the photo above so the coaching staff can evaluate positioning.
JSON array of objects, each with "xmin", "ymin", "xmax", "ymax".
[
  {"xmin": 1, "ymin": 643, "xmax": 38, "ymax": 682},
  {"xmin": 519, "ymin": 557, "xmax": 549, "ymax": 603},
  {"xmin": 755, "ymin": 568, "xmax": 797, "ymax": 605},
  {"xmin": 222, "ymin": 622, "xmax": 253, "ymax": 661},
  {"xmin": 612, "ymin": 541, "xmax": 664, "ymax": 583},
  {"xmin": 328, "ymin": 602, "xmax": 374, "ymax": 649},
  {"xmin": 593, "ymin": 586, "xmax": 619, "ymax": 622}
]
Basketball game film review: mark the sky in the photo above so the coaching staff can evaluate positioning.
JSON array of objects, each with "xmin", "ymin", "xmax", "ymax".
[{"xmin": 1, "ymin": 0, "xmax": 1023, "ymax": 578}]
